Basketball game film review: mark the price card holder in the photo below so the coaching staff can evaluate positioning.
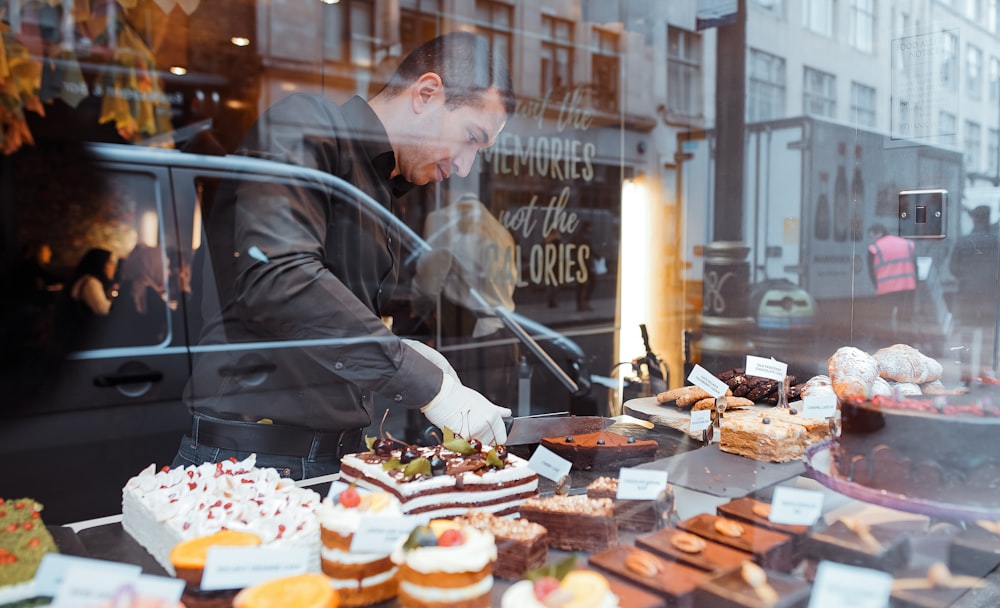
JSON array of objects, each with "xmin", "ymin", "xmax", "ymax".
[
  {"xmin": 687, "ymin": 364, "xmax": 728, "ymax": 398},
  {"xmin": 745, "ymin": 356, "xmax": 788, "ymax": 382},
  {"xmin": 769, "ymin": 486, "xmax": 824, "ymax": 526},
  {"xmin": 808, "ymin": 561, "xmax": 892, "ymax": 608},
  {"xmin": 50, "ymin": 563, "xmax": 142, "ymax": 608},
  {"xmin": 689, "ymin": 409, "xmax": 712, "ymax": 434},
  {"xmin": 527, "ymin": 445, "xmax": 573, "ymax": 482},
  {"xmin": 200, "ymin": 546, "xmax": 311, "ymax": 591},
  {"xmin": 351, "ymin": 516, "xmax": 425, "ymax": 554},
  {"xmin": 616, "ymin": 468, "xmax": 669, "ymax": 501},
  {"xmin": 802, "ymin": 392, "xmax": 838, "ymax": 419},
  {"xmin": 35, "ymin": 554, "xmax": 141, "ymax": 598}
]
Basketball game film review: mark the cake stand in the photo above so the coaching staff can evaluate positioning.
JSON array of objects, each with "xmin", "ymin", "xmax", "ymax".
[{"xmin": 804, "ymin": 440, "xmax": 1000, "ymax": 522}]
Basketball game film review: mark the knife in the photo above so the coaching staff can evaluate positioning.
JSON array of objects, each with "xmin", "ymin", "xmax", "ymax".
[{"xmin": 502, "ymin": 412, "xmax": 615, "ymax": 446}]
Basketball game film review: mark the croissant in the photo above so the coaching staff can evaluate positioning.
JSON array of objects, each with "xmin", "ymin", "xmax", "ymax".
[
  {"xmin": 828, "ymin": 347, "xmax": 878, "ymax": 400},
  {"xmin": 873, "ymin": 344, "xmax": 943, "ymax": 384}
]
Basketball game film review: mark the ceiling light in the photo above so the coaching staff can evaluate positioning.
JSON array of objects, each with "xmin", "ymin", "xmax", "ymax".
[
  {"xmin": 169, "ymin": 66, "xmax": 187, "ymax": 76},
  {"xmin": 320, "ymin": 0, "xmax": 340, "ymax": 4},
  {"xmin": 231, "ymin": 36, "xmax": 251, "ymax": 47}
]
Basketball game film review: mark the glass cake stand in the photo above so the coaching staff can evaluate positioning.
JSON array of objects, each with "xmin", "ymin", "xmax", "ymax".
[{"xmin": 804, "ymin": 440, "xmax": 1000, "ymax": 523}]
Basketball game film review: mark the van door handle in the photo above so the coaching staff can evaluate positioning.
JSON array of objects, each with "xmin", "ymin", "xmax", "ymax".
[{"xmin": 93, "ymin": 371, "xmax": 164, "ymax": 387}]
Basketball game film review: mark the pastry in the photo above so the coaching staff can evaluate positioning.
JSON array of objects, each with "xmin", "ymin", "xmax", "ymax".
[
  {"xmin": 453, "ymin": 509, "xmax": 547, "ymax": 580},
  {"xmin": 539, "ymin": 430, "xmax": 658, "ymax": 471},
  {"xmin": 636, "ymin": 527, "xmax": 750, "ymax": 572},
  {"xmin": 828, "ymin": 346, "xmax": 879, "ymax": 400},
  {"xmin": 873, "ymin": 344, "xmax": 943, "ymax": 384},
  {"xmin": 518, "ymin": 495, "xmax": 617, "ymax": 553},
  {"xmin": 678, "ymin": 513, "xmax": 797, "ymax": 572}
]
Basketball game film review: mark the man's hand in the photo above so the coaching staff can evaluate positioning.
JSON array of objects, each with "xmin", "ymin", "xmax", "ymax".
[{"xmin": 422, "ymin": 374, "xmax": 511, "ymax": 445}]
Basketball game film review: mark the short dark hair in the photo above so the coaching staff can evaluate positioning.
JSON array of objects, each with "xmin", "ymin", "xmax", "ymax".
[
  {"xmin": 379, "ymin": 32, "xmax": 516, "ymax": 117},
  {"xmin": 868, "ymin": 223, "xmax": 888, "ymax": 237}
]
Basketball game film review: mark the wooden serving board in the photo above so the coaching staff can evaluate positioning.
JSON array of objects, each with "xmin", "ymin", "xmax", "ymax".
[{"xmin": 624, "ymin": 397, "xmax": 776, "ymax": 438}]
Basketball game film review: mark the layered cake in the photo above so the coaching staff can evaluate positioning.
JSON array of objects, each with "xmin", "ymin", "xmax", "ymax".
[
  {"xmin": 677, "ymin": 513, "xmax": 796, "ymax": 572},
  {"xmin": 694, "ymin": 561, "xmax": 811, "ymax": 608},
  {"xmin": 518, "ymin": 495, "xmax": 617, "ymax": 552},
  {"xmin": 500, "ymin": 569, "xmax": 619, "ymax": 608},
  {"xmin": 539, "ymin": 430, "xmax": 658, "ymax": 470},
  {"xmin": 169, "ymin": 530, "xmax": 262, "ymax": 608},
  {"xmin": 390, "ymin": 520, "xmax": 496, "ymax": 608},
  {"xmin": 453, "ymin": 509, "xmax": 547, "ymax": 580},
  {"xmin": 586, "ymin": 476, "xmax": 657, "ymax": 532},
  {"xmin": 799, "ymin": 517, "xmax": 911, "ymax": 572},
  {"xmin": 233, "ymin": 573, "xmax": 339, "ymax": 608},
  {"xmin": 0, "ymin": 498, "xmax": 59, "ymax": 606},
  {"xmin": 719, "ymin": 410, "xmax": 818, "ymax": 463},
  {"xmin": 588, "ymin": 544, "xmax": 705, "ymax": 607},
  {"xmin": 833, "ymin": 391, "xmax": 1000, "ymax": 507},
  {"xmin": 636, "ymin": 527, "xmax": 750, "ymax": 573},
  {"xmin": 317, "ymin": 486, "xmax": 402, "ymax": 606},
  {"xmin": 338, "ymin": 440, "xmax": 538, "ymax": 518},
  {"xmin": 121, "ymin": 456, "xmax": 321, "ymax": 575}
]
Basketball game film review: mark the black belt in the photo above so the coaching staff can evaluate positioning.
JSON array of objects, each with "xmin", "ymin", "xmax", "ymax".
[{"xmin": 192, "ymin": 414, "xmax": 363, "ymax": 459}]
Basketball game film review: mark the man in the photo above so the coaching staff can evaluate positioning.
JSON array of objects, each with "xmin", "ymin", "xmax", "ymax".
[
  {"xmin": 949, "ymin": 205, "xmax": 999, "ymax": 327},
  {"xmin": 867, "ymin": 223, "xmax": 917, "ymax": 342},
  {"xmin": 174, "ymin": 33, "xmax": 513, "ymax": 479}
]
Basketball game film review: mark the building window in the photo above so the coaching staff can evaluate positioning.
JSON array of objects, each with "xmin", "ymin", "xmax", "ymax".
[
  {"xmin": 667, "ymin": 26, "xmax": 703, "ymax": 118},
  {"xmin": 591, "ymin": 27, "xmax": 619, "ymax": 112},
  {"xmin": 989, "ymin": 128, "xmax": 999, "ymax": 176},
  {"xmin": 940, "ymin": 31, "xmax": 958, "ymax": 90},
  {"xmin": 850, "ymin": 82, "xmax": 876, "ymax": 127},
  {"xmin": 323, "ymin": 0, "xmax": 376, "ymax": 67},
  {"xmin": 400, "ymin": 0, "xmax": 443, "ymax": 56},
  {"xmin": 966, "ymin": 0, "xmax": 983, "ymax": 20},
  {"xmin": 475, "ymin": 0, "xmax": 514, "ymax": 84},
  {"xmin": 989, "ymin": 0, "xmax": 999, "ymax": 33},
  {"xmin": 803, "ymin": 0, "xmax": 834, "ymax": 36},
  {"xmin": 803, "ymin": 66, "xmax": 836, "ymax": 118},
  {"xmin": 748, "ymin": 48, "xmax": 786, "ymax": 121},
  {"xmin": 850, "ymin": 0, "xmax": 875, "ymax": 53},
  {"xmin": 541, "ymin": 15, "xmax": 574, "ymax": 94},
  {"xmin": 967, "ymin": 44, "xmax": 983, "ymax": 100},
  {"xmin": 990, "ymin": 57, "xmax": 1000, "ymax": 102},
  {"xmin": 940, "ymin": 111, "xmax": 957, "ymax": 136},
  {"xmin": 966, "ymin": 121, "xmax": 982, "ymax": 172}
]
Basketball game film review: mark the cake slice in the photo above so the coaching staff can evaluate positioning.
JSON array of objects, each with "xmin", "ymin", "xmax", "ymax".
[
  {"xmin": 588, "ymin": 544, "xmax": 705, "ymax": 607},
  {"xmin": 677, "ymin": 513, "xmax": 797, "ymax": 572},
  {"xmin": 694, "ymin": 561, "xmax": 812, "ymax": 607},
  {"xmin": 716, "ymin": 497, "xmax": 812, "ymax": 550},
  {"xmin": 636, "ymin": 527, "xmax": 750, "ymax": 573},
  {"xmin": 539, "ymin": 430, "xmax": 658, "ymax": 470},
  {"xmin": 948, "ymin": 523, "xmax": 1000, "ymax": 577},
  {"xmin": 518, "ymin": 495, "xmax": 617, "ymax": 553},
  {"xmin": 719, "ymin": 410, "xmax": 812, "ymax": 462},
  {"xmin": 586, "ymin": 476, "xmax": 658, "ymax": 532},
  {"xmin": 453, "ymin": 509, "xmax": 547, "ymax": 580},
  {"xmin": 233, "ymin": 573, "xmax": 338, "ymax": 608},
  {"xmin": 799, "ymin": 518, "xmax": 912, "ymax": 572}
]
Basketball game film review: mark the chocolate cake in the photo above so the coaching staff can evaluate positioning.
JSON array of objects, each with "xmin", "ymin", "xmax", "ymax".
[
  {"xmin": 454, "ymin": 509, "xmax": 547, "ymax": 580},
  {"xmin": 948, "ymin": 523, "xmax": 1000, "ymax": 577},
  {"xmin": 586, "ymin": 476, "xmax": 658, "ymax": 532},
  {"xmin": 890, "ymin": 563, "xmax": 989, "ymax": 608},
  {"xmin": 694, "ymin": 562, "xmax": 811, "ymax": 608},
  {"xmin": 636, "ymin": 527, "xmax": 750, "ymax": 573},
  {"xmin": 833, "ymin": 391, "xmax": 1000, "ymax": 507},
  {"xmin": 518, "ymin": 495, "xmax": 617, "ymax": 553},
  {"xmin": 716, "ymin": 497, "xmax": 812, "ymax": 547},
  {"xmin": 677, "ymin": 513, "xmax": 797, "ymax": 572},
  {"xmin": 539, "ymin": 430, "xmax": 658, "ymax": 470},
  {"xmin": 588, "ymin": 544, "xmax": 705, "ymax": 607},
  {"xmin": 799, "ymin": 518, "xmax": 912, "ymax": 572}
]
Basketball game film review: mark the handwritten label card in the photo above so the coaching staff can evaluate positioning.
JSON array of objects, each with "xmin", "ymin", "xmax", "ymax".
[
  {"xmin": 36, "ymin": 554, "xmax": 141, "ymax": 598},
  {"xmin": 689, "ymin": 409, "xmax": 712, "ymax": 433},
  {"xmin": 527, "ymin": 445, "xmax": 573, "ymax": 482},
  {"xmin": 616, "ymin": 468, "xmax": 669, "ymax": 500},
  {"xmin": 200, "ymin": 546, "xmax": 311, "ymax": 591},
  {"xmin": 50, "ymin": 563, "xmax": 142, "ymax": 608},
  {"xmin": 745, "ymin": 355, "xmax": 788, "ymax": 382},
  {"xmin": 808, "ymin": 561, "xmax": 892, "ymax": 608},
  {"xmin": 687, "ymin": 364, "xmax": 728, "ymax": 398},
  {"xmin": 769, "ymin": 486, "xmax": 824, "ymax": 526},
  {"xmin": 132, "ymin": 574, "xmax": 186, "ymax": 602},
  {"xmin": 802, "ymin": 392, "xmax": 839, "ymax": 419},
  {"xmin": 351, "ymin": 516, "xmax": 424, "ymax": 554}
]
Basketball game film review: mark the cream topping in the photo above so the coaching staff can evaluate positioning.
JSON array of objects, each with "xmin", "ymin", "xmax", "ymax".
[
  {"xmin": 500, "ymin": 580, "xmax": 619, "ymax": 608},
  {"xmin": 390, "ymin": 526, "xmax": 496, "ymax": 573}
]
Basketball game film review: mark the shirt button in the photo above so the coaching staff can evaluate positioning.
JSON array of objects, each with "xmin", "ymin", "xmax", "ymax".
[
  {"xmin": 334, "ymin": 362, "xmax": 344, "ymax": 370},
  {"xmin": 394, "ymin": 394, "xmax": 403, "ymax": 402}
]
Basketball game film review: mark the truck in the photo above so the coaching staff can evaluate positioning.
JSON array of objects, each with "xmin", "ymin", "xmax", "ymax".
[{"xmin": 678, "ymin": 115, "xmax": 964, "ymax": 366}]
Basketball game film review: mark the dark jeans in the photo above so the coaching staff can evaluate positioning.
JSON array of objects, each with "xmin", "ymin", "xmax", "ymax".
[{"xmin": 172, "ymin": 434, "xmax": 345, "ymax": 481}]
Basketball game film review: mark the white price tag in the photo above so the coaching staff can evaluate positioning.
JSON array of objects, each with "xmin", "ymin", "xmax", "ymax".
[
  {"xmin": 133, "ymin": 574, "xmax": 186, "ymax": 602},
  {"xmin": 351, "ymin": 516, "xmax": 423, "ymax": 554},
  {"xmin": 50, "ymin": 564, "xmax": 140, "ymax": 608},
  {"xmin": 802, "ymin": 392, "xmax": 839, "ymax": 419},
  {"xmin": 689, "ymin": 409, "xmax": 712, "ymax": 433},
  {"xmin": 808, "ymin": 561, "xmax": 892, "ymax": 608},
  {"xmin": 769, "ymin": 486, "xmax": 824, "ymax": 526},
  {"xmin": 200, "ymin": 546, "xmax": 311, "ymax": 591},
  {"xmin": 745, "ymin": 355, "xmax": 788, "ymax": 382},
  {"xmin": 687, "ymin": 365, "xmax": 728, "ymax": 398},
  {"xmin": 616, "ymin": 468, "xmax": 669, "ymax": 501},
  {"xmin": 35, "ymin": 554, "xmax": 141, "ymax": 598},
  {"xmin": 527, "ymin": 445, "xmax": 573, "ymax": 482}
]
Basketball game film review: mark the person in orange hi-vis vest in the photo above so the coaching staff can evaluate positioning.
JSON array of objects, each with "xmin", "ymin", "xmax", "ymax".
[{"xmin": 867, "ymin": 223, "xmax": 917, "ymax": 343}]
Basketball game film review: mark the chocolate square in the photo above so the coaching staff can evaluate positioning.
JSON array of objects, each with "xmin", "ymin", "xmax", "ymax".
[
  {"xmin": 677, "ymin": 513, "xmax": 797, "ymax": 572},
  {"xmin": 587, "ymin": 545, "xmax": 705, "ymax": 608},
  {"xmin": 716, "ymin": 497, "xmax": 812, "ymax": 538},
  {"xmin": 948, "ymin": 526, "xmax": 1000, "ymax": 578},
  {"xmin": 799, "ymin": 519, "xmax": 911, "ymax": 572},
  {"xmin": 636, "ymin": 527, "xmax": 750, "ymax": 572},
  {"xmin": 694, "ymin": 565, "xmax": 811, "ymax": 608}
]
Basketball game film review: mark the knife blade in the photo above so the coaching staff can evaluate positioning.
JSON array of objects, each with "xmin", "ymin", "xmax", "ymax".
[{"xmin": 502, "ymin": 413, "xmax": 615, "ymax": 446}]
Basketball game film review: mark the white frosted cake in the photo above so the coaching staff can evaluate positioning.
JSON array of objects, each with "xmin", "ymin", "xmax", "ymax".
[
  {"xmin": 121, "ymin": 455, "xmax": 321, "ymax": 575},
  {"xmin": 391, "ymin": 521, "xmax": 496, "ymax": 608},
  {"xmin": 338, "ymin": 443, "xmax": 538, "ymax": 518}
]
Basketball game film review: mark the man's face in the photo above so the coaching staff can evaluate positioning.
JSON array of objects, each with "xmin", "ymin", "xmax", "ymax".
[{"xmin": 396, "ymin": 86, "xmax": 508, "ymax": 186}]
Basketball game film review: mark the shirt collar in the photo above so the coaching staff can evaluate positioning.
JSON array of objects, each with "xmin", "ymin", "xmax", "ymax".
[{"xmin": 342, "ymin": 96, "xmax": 414, "ymax": 197}]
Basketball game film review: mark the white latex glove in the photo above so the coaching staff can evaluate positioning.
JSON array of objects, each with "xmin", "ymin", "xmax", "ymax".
[
  {"xmin": 401, "ymin": 338, "xmax": 459, "ymax": 382},
  {"xmin": 422, "ymin": 374, "xmax": 511, "ymax": 445}
]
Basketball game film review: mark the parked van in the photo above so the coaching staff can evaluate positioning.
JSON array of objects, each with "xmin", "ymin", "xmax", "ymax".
[{"xmin": 0, "ymin": 142, "xmax": 592, "ymax": 523}]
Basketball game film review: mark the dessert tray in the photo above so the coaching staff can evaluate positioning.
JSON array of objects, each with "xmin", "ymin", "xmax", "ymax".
[{"xmin": 804, "ymin": 440, "xmax": 1000, "ymax": 522}]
